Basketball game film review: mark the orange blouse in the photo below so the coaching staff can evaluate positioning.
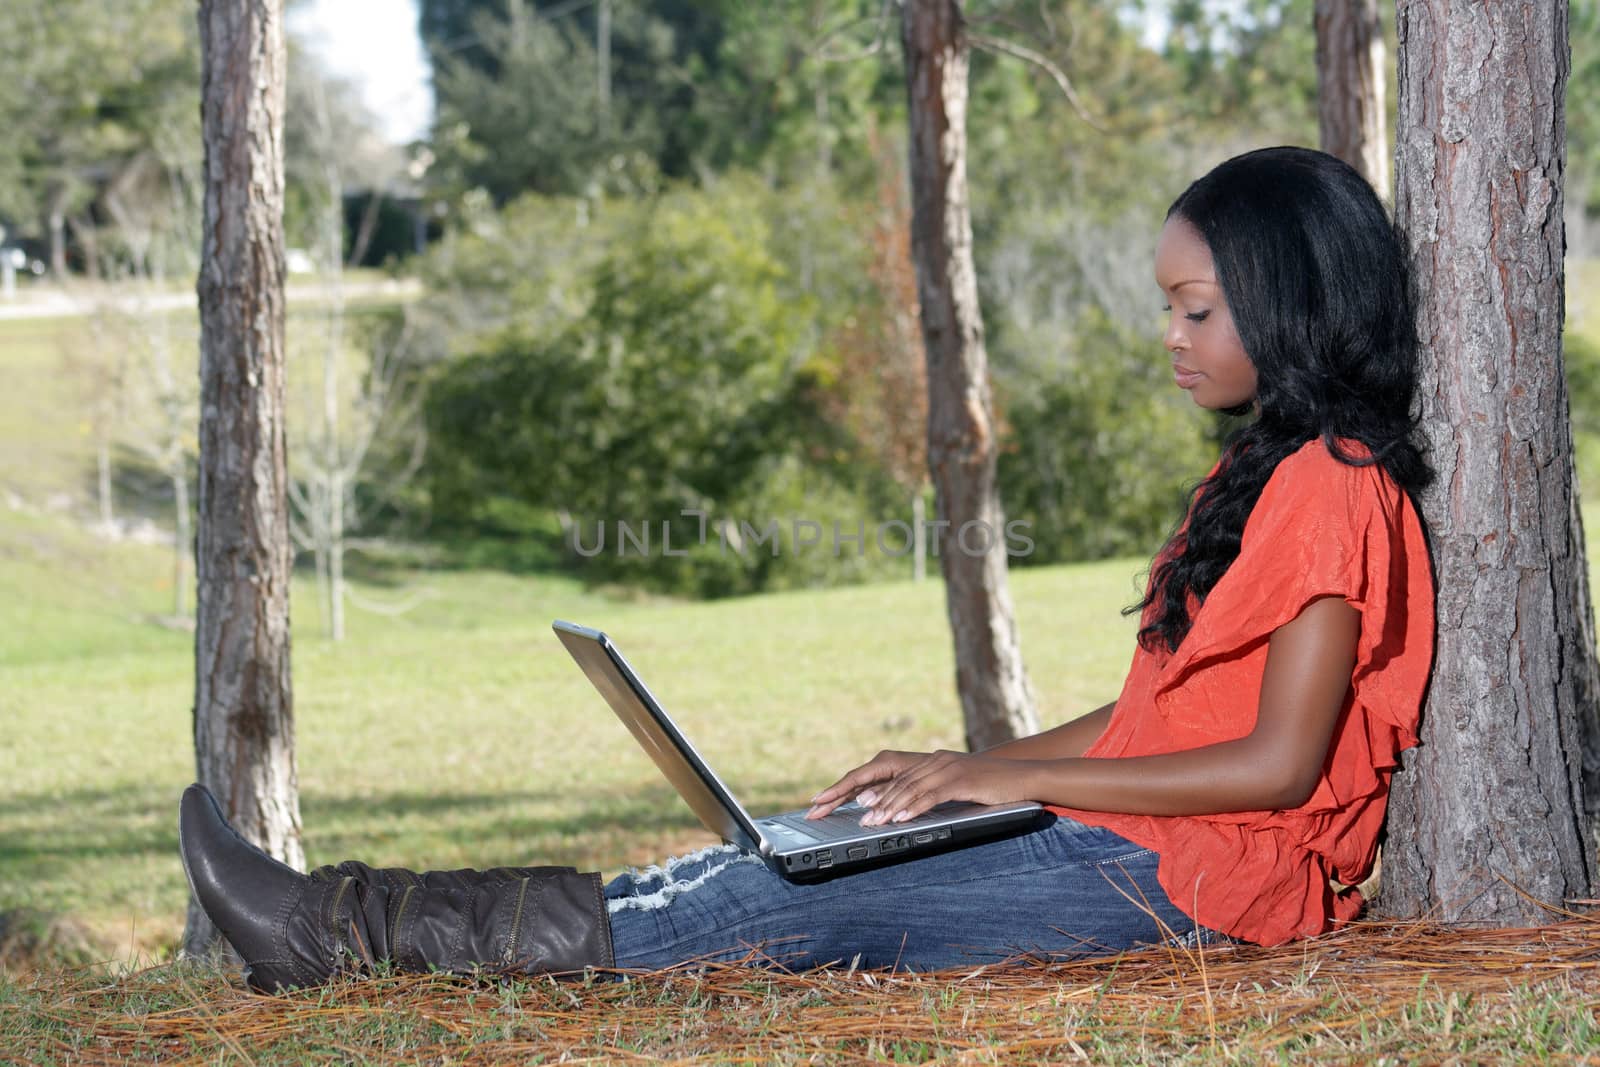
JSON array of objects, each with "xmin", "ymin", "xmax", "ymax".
[{"xmin": 1051, "ymin": 438, "xmax": 1434, "ymax": 947}]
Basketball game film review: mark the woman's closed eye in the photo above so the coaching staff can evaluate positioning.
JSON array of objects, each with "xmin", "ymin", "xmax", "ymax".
[{"xmin": 1162, "ymin": 305, "xmax": 1212, "ymax": 323}]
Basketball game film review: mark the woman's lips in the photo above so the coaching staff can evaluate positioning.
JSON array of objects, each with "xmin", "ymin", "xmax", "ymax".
[{"xmin": 1173, "ymin": 365, "xmax": 1204, "ymax": 389}]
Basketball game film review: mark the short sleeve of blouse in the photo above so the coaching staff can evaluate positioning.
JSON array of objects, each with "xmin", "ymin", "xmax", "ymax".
[{"xmin": 1153, "ymin": 440, "xmax": 1432, "ymax": 747}]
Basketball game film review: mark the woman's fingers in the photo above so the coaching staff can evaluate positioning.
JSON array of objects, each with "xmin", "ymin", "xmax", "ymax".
[
  {"xmin": 858, "ymin": 752, "xmax": 1019, "ymax": 826},
  {"xmin": 805, "ymin": 751, "xmax": 918, "ymax": 819},
  {"xmin": 858, "ymin": 751, "xmax": 963, "ymax": 825}
]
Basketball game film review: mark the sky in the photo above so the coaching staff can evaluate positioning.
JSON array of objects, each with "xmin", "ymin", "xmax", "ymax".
[
  {"xmin": 281, "ymin": 0, "xmax": 1242, "ymax": 149},
  {"xmin": 288, "ymin": 0, "xmax": 434, "ymax": 145}
]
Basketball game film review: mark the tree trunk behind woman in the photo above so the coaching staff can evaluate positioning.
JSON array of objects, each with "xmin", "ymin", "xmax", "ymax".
[
  {"xmin": 900, "ymin": 0, "xmax": 1038, "ymax": 750},
  {"xmin": 1382, "ymin": 0, "xmax": 1597, "ymax": 922}
]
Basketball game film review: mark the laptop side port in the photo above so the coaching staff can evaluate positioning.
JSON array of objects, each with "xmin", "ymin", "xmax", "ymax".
[
  {"xmin": 847, "ymin": 846, "xmax": 868, "ymax": 861},
  {"xmin": 912, "ymin": 831, "xmax": 935, "ymax": 845},
  {"xmin": 816, "ymin": 849, "xmax": 834, "ymax": 869}
]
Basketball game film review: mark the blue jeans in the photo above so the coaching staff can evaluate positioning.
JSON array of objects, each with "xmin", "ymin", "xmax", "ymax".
[{"xmin": 605, "ymin": 814, "xmax": 1219, "ymax": 971}]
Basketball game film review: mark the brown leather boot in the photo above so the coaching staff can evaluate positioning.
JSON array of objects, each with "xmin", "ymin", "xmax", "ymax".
[{"xmin": 179, "ymin": 784, "xmax": 613, "ymax": 993}]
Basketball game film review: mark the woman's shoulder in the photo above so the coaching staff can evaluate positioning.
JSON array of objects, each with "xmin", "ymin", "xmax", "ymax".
[
  {"xmin": 1269, "ymin": 437, "xmax": 1396, "ymax": 499},
  {"xmin": 1250, "ymin": 438, "xmax": 1412, "ymax": 543}
]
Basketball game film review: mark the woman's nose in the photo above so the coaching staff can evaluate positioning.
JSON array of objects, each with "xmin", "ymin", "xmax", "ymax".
[{"xmin": 1164, "ymin": 318, "xmax": 1187, "ymax": 353}]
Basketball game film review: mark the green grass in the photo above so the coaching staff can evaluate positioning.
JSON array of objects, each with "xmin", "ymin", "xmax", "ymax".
[{"xmin": 0, "ymin": 490, "xmax": 1145, "ymax": 961}]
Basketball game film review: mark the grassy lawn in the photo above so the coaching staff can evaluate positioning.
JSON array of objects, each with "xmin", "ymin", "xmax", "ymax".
[{"xmin": 0, "ymin": 493, "xmax": 1146, "ymax": 961}]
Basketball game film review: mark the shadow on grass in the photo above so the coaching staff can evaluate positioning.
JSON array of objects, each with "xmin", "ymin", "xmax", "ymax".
[{"xmin": 0, "ymin": 778, "xmax": 821, "ymax": 894}]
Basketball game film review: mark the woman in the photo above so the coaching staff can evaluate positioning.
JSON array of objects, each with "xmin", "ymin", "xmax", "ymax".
[{"xmin": 180, "ymin": 145, "xmax": 1434, "ymax": 992}]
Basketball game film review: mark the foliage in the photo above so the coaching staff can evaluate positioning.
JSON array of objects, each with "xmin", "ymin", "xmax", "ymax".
[
  {"xmin": 998, "ymin": 307, "xmax": 1215, "ymax": 565},
  {"xmin": 423, "ymin": 0, "xmax": 740, "ymax": 204},
  {"xmin": 1162, "ymin": 0, "xmax": 1319, "ymax": 144},
  {"xmin": 420, "ymin": 0, "xmax": 901, "ymax": 205},
  {"xmin": 0, "ymin": 0, "xmax": 198, "ymax": 259},
  {"xmin": 420, "ymin": 179, "xmax": 912, "ymax": 595},
  {"xmin": 1571, "ymin": 0, "xmax": 1600, "ymax": 220},
  {"xmin": 1566, "ymin": 325, "xmax": 1600, "ymax": 493}
]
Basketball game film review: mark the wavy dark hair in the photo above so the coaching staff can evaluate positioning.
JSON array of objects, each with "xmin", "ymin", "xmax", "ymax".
[{"xmin": 1131, "ymin": 146, "xmax": 1433, "ymax": 653}]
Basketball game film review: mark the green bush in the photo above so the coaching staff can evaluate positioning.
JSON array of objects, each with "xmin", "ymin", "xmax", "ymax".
[
  {"xmin": 421, "ymin": 181, "xmax": 911, "ymax": 597},
  {"xmin": 996, "ymin": 308, "xmax": 1215, "ymax": 566}
]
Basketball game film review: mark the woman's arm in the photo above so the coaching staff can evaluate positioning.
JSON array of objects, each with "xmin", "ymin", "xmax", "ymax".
[
  {"xmin": 808, "ymin": 596, "xmax": 1359, "ymax": 825},
  {"xmin": 979, "ymin": 702, "xmax": 1115, "ymax": 761}
]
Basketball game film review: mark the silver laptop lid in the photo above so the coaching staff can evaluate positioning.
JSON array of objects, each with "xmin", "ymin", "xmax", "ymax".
[{"xmin": 552, "ymin": 620, "xmax": 770, "ymax": 855}]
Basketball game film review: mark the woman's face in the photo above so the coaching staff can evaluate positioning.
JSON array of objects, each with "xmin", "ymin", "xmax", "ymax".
[{"xmin": 1154, "ymin": 216, "xmax": 1258, "ymax": 410}]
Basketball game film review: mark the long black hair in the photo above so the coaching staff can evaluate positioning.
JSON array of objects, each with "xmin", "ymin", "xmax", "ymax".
[{"xmin": 1132, "ymin": 146, "xmax": 1432, "ymax": 653}]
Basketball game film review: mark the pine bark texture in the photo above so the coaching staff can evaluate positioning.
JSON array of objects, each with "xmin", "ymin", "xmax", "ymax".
[
  {"xmin": 900, "ymin": 0, "xmax": 1038, "ymax": 751},
  {"xmin": 1382, "ymin": 0, "xmax": 1597, "ymax": 922},
  {"xmin": 1315, "ymin": 0, "xmax": 1389, "ymax": 195},
  {"xmin": 184, "ymin": 0, "xmax": 303, "ymax": 957}
]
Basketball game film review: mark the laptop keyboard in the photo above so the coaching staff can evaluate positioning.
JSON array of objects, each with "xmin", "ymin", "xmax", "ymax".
[{"xmin": 783, "ymin": 801, "xmax": 960, "ymax": 836}]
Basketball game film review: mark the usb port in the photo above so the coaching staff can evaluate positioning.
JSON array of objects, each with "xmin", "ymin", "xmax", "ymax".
[
  {"xmin": 816, "ymin": 850, "xmax": 834, "ymax": 868},
  {"xmin": 912, "ymin": 831, "xmax": 934, "ymax": 845},
  {"xmin": 847, "ymin": 846, "xmax": 868, "ymax": 861}
]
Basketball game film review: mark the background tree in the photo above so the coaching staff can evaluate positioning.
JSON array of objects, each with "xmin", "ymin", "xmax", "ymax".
[
  {"xmin": 1382, "ymin": 0, "xmax": 1598, "ymax": 923},
  {"xmin": 284, "ymin": 53, "xmax": 419, "ymax": 642},
  {"xmin": 1314, "ymin": 0, "xmax": 1387, "ymax": 194},
  {"xmin": 1566, "ymin": 0, "xmax": 1600, "ymax": 304},
  {"xmin": 0, "ymin": 0, "xmax": 198, "ymax": 276},
  {"xmin": 816, "ymin": 127, "xmax": 932, "ymax": 580},
  {"xmin": 901, "ymin": 0, "xmax": 1037, "ymax": 750},
  {"xmin": 185, "ymin": 0, "xmax": 303, "ymax": 956}
]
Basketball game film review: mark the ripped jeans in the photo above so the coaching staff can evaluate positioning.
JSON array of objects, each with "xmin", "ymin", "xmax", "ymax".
[{"xmin": 604, "ymin": 814, "xmax": 1220, "ymax": 971}]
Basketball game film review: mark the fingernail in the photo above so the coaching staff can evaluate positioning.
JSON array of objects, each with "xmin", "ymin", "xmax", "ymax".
[
  {"xmin": 857, "ymin": 790, "xmax": 878, "ymax": 805},
  {"xmin": 893, "ymin": 810, "xmax": 910, "ymax": 823}
]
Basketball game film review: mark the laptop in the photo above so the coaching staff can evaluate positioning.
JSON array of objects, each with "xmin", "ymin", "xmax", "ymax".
[{"xmin": 553, "ymin": 620, "xmax": 1043, "ymax": 881}]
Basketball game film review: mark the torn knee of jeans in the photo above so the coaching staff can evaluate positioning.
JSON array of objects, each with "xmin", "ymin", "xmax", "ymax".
[{"xmin": 607, "ymin": 844, "xmax": 760, "ymax": 914}]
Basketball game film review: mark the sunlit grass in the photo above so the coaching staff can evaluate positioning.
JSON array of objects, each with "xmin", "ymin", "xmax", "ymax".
[{"xmin": 0, "ymin": 488, "xmax": 1145, "ymax": 963}]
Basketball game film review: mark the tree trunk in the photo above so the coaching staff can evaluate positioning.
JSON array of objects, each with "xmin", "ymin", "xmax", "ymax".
[
  {"xmin": 321, "ymin": 167, "xmax": 347, "ymax": 642},
  {"xmin": 96, "ymin": 435, "xmax": 114, "ymax": 530},
  {"xmin": 46, "ymin": 195, "xmax": 66, "ymax": 279},
  {"xmin": 172, "ymin": 466, "xmax": 190, "ymax": 621},
  {"xmin": 1314, "ymin": 0, "xmax": 1388, "ymax": 195},
  {"xmin": 912, "ymin": 491, "xmax": 926, "ymax": 583},
  {"xmin": 184, "ymin": 0, "xmax": 303, "ymax": 958},
  {"xmin": 900, "ymin": 0, "xmax": 1038, "ymax": 751},
  {"xmin": 1382, "ymin": 0, "xmax": 1597, "ymax": 923}
]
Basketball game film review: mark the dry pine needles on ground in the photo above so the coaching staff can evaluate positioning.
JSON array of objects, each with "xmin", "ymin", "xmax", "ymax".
[{"xmin": 6, "ymin": 913, "xmax": 1599, "ymax": 1065}]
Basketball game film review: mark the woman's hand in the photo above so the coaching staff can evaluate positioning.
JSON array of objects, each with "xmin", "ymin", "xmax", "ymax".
[{"xmin": 806, "ymin": 749, "xmax": 1035, "ymax": 827}]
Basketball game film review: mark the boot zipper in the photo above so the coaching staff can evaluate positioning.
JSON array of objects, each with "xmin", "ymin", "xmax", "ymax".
[{"xmin": 505, "ymin": 877, "xmax": 531, "ymax": 964}]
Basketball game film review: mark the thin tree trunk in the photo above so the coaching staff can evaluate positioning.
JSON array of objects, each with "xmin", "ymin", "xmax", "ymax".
[
  {"xmin": 1382, "ymin": 0, "xmax": 1597, "ymax": 922},
  {"xmin": 912, "ymin": 490, "xmax": 926, "ymax": 582},
  {"xmin": 900, "ymin": 0, "xmax": 1038, "ymax": 751},
  {"xmin": 1315, "ymin": 0, "xmax": 1388, "ymax": 195},
  {"xmin": 46, "ymin": 196, "xmax": 66, "ymax": 279},
  {"xmin": 345, "ymin": 190, "xmax": 382, "ymax": 269},
  {"xmin": 185, "ymin": 0, "xmax": 303, "ymax": 958},
  {"xmin": 597, "ymin": 0, "xmax": 611, "ymax": 127},
  {"xmin": 321, "ymin": 177, "xmax": 347, "ymax": 641},
  {"xmin": 172, "ymin": 468, "xmax": 190, "ymax": 620},
  {"xmin": 329, "ymin": 468, "xmax": 345, "ymax": 641},
  {"xmin": 96, "ymin": 436, "xmax": 113, "ymax": 530}
]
